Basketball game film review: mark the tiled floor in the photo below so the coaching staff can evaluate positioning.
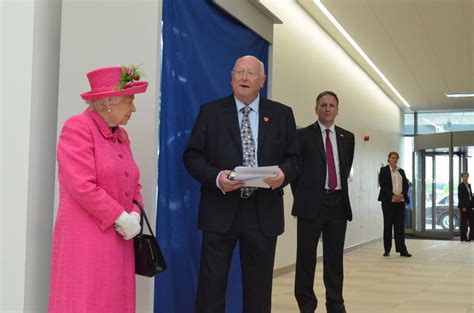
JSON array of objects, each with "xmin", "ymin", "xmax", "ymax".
[{"xmin": 272, "ymin": 239, "xmax": 474, "ymax": 313}]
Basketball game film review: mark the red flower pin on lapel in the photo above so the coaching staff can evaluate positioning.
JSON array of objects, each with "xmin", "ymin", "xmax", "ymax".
[{"xmin": 263, "ymin": 116, "xmax": 270, "ymax": 123}]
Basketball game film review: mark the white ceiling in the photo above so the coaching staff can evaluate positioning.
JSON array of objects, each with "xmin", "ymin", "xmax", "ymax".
[{"xmin": 298, "ymin": 0, "xmax": 474, "ymax": 112}]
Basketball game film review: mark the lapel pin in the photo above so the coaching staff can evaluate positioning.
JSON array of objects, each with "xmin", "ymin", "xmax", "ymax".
[{"xmin": 263, "ymin": 116, "xmax": 270, "ymax": 123}]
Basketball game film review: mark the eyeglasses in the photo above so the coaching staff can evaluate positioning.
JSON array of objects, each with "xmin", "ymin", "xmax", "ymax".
[{"xmin": 232, "ymin": 69, "xmax": 260, "ymax": 79}]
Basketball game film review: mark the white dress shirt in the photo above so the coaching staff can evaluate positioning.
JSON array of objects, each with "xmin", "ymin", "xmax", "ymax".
[
  {"xmin": 319, "ymin": 123, "xmax": 341, "ymax": 190},
  {"xmin": 216, "ymin": 95, "xmax": 260, "ymax": 193},
  {"xmin": 390, "ymin": 167, "xmax": 403, "ymax": 201}
]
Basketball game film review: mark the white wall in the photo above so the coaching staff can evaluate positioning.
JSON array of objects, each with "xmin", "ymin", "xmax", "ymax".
[
  {"xmin": 2, "ymin": 1, "xmax": 35, "ymax": 310},
  {"xmin": 57, "ymin": 1, "xmax": 162, "ymax": 311},
  {"xmin": 264, "ymin": 1, "xmax": 403, "ymax": 269}
]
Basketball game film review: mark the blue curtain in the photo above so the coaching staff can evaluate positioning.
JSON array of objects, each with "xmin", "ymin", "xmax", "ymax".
[{"xmin": 156, "ymin": 0, "xmax": 269, "ymax": 312}]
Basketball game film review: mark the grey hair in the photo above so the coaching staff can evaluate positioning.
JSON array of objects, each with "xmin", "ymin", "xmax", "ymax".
[{"xmin": 86, "ymin": 96, "xmax": 123, "ymax": 111}]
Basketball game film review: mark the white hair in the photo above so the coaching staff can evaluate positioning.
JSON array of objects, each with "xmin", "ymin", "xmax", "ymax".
[
  {"xmin": 86, "ymin": 96, "xmax": 123, "ymax": 111},
  {"xmin": 233, "ymin": 55, "xmax": 266, "ymax": 76}
]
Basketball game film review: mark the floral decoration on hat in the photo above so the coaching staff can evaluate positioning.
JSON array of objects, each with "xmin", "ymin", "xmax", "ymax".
[
  {"xmin": 117, "ymin": 64, "xmax": 144, "ymax": 90},
  {"xmin": 80, "ymin": 65, "xmax": 148, "ymax": 100}
]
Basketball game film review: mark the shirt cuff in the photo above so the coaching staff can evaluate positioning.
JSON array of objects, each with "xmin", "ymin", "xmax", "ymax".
[{"xmin": 216, "ymin": 171, "xmax": 226, "ymax": 195}]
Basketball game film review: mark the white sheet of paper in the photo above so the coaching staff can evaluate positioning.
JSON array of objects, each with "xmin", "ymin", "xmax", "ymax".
[{"xmin": 231, "ymin": 166, "xmax": 279, "ymax": 188}]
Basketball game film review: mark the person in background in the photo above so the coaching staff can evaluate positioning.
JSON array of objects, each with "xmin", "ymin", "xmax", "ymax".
[
  {"xmin": 457, "ymin": 171, "xmax": 473, "ymax": 242},
  {"xmin": 49, "ymin": 65, "xmax": 148, "ymax": 313},
  {"xmin": 291, "ymin": 91, "xmax": 355, "ymax": 313},
  {"xmin": 183, "ymin": 55, "xmax": 300, "ymax": 313},
  {"xmin": 378, "ymin": 151, "xmax": 412, "ymax": 257}
]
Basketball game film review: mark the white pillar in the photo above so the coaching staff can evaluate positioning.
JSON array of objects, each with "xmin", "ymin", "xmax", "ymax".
[{"xmin": 1, "ymin": 0, "xmax": 61, "ymax": 311}]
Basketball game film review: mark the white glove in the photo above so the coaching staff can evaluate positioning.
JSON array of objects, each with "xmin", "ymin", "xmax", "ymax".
[{"xmin": 115, "ymin": 211, "xmax": 141, "ymax": 240}]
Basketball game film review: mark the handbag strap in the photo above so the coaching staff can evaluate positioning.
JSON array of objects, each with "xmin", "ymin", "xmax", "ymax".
[{"xmin": 132, "ymin": 199, "xmax": 156, "ymax": 238}]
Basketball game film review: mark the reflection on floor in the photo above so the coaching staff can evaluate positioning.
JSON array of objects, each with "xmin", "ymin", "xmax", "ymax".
[{"xmin": 272, "ymin": 239, "xmax": 474, "ymax": 313}]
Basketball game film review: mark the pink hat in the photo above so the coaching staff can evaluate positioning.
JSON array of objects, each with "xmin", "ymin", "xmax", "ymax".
[{"xmin": 80, "ymin": 66, "xmax": 148, "ymax": 100}]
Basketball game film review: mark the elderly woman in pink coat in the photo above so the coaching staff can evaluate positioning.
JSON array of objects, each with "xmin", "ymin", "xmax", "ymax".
[{"xmin": 49, "ymin": 65, "xmax": 148, "ymax": 313}]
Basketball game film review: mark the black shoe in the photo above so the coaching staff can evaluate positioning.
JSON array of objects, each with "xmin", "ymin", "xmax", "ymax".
[
  {"xmin": 383, "ymin": 252, "xmax": 390, "ymax": 257},
  {"xmin": 400, "ymin": 251, "xmax": 412, "ymax": 257}
]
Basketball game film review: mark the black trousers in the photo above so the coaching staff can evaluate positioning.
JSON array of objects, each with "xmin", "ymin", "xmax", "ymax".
[
  {"xmin": 381, "ymin": 202, "xmax": 407, "ymax": 253},
  {"xmin": 459, "ymin": 208, "xmax": 474, "ymax": 241},
  {"xmin": 295, "ymin": 192, "xmax": 347, "ymax": 313},
  {"xmin": 195, "ymin": 196, "xmax": 277, "ymax": 313}
]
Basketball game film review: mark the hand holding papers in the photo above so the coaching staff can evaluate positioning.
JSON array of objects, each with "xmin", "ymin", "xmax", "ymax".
[{"xmin": 229, "ymin": 166, "xmax": 279, "ymax": 188}]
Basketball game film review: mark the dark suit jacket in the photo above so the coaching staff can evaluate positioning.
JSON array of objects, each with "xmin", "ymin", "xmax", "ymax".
[
  {"xmin": 291, "ymin": 122, "xmax": 355, "ymax": 221},
  {"xmin": 183, "ymin": 95, "xmax": 300, "ymax": 237},
  {"xmin": 457, "ymin": 182, "xmax": 472, "ymax": 209},
  {"xmin": 377, "ymin": 165, "xmax": 410, "ymax": 205}
]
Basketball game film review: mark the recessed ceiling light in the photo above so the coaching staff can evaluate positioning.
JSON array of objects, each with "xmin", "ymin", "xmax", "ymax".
[
  {"xmin": 445, "ymin": 92, "xmax": 474, "ymax": 98},
  {"xmin": 313, "ymin": 0, "xmax": 411, "ymax": 108}
]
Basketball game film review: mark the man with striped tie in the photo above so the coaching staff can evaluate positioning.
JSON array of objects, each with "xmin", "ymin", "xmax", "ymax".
[{"xmin": 184, "ymin": 55, "xmax": 300, "ymax": 313}]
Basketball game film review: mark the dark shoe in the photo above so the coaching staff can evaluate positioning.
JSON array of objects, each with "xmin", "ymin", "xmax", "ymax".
[
  {"xmin": 383, "ymin": 252, "xmax": 390, "ymax": 257},
  {"xmin": 466, "ymin": 239, "xmax": 471, "ymax": 242},
  {"xmin": 400, "ymin": 251, "xmax": 412, "ymax": 257}
]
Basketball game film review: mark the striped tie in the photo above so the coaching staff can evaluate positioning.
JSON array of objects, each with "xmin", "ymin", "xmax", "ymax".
[{"xmin": 240, "ymin": 106, "xmax": 257, "ymax": 197}]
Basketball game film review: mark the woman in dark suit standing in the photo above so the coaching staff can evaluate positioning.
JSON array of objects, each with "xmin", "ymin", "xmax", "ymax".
[
  {"xmin": 378, "ymin": 151, "xmax": 412, "ymax": 257},
  {"xmin": 457, "ymin": 171, "xmax": 473, "ymax": 242}
]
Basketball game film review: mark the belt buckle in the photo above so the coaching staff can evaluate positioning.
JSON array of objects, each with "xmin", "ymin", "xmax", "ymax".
[
  {"xmin": 241, "ymin": 189, "xmax": 250, "ymax": 199},
  {"xmin": 325, "ymin": 189, "xmax": 335, "ymax": 194}
]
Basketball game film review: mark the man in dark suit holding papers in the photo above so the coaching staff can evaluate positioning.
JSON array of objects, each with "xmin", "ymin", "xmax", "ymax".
[
  {"xmin": 183, "ymin": 55, "xmax": 300, "ymax": 313},
  {"xmin": 291, "ymin": 91, "xmax": 354, "ymax": 313}
]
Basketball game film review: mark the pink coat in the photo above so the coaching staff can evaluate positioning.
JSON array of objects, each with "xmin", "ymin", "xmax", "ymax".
[{"xmin": 49, "ymin": 108, "xmax": 143, "ymax": 313}]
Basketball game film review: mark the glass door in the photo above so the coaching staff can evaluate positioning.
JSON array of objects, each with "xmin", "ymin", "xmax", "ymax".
[
  {"xmin": 425, "ymin": 153, "xmax": 458, "ymax": 232},
  {"xmin": 413, "ymin": 149, "xmax": 455, "ymax": 239},
  {"xmin": 412, "ymin": 132, "xmax": 474, "ymax": 239}
]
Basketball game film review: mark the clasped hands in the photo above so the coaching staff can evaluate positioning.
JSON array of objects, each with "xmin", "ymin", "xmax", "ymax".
[
  {"xmin": 114, "ymin": 211, "xmax": 141, "ymax": 240},
  {"xmin": 218, "ymin": 168, "xmax": 285, "ymax": 193},
  {"xmin": 392, "ymin": 194, "xmax": 404, "ymax": 203}
]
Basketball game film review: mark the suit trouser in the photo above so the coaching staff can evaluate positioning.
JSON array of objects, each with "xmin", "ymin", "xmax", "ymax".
[
  {"xmin": 295, "ymin": 192, "xmax": 347, "ymax": 313},
  {"xmin": 460, "ymin": 208, "xmax": 474, "ymax": 240},
  {"xmin": 195, "ymin": 196, "xmax": 277, "ymax": 313},
  {"xmin": 381, "ymin": 202, "xmax": 407, "ymax": 253}
]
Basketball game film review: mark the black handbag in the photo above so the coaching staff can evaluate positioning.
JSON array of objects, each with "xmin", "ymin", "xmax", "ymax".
[{"xmin": 133, "ymin": 200, "xmax": 167, "ymax": 277}]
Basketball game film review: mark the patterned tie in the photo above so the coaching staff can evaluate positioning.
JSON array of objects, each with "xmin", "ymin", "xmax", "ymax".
[
  {"xmin": 240, "ymin": 106, "xmax": 257, "ymax": 197},
  {"xmin": 325, "ymin": 129, "xmax": 337, "ymax": 190}
]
